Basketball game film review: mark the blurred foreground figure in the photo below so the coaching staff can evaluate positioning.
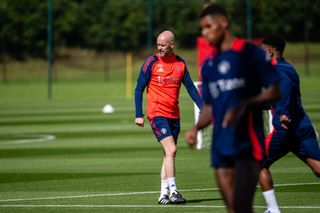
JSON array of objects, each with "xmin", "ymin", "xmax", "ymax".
[
  {"xmin": 185, "ymin": 4, "xmax": 280, "ymax": 213},
  {"xmin": 134, "ymin": 30, "xmax": 203, "ymax": 204}
]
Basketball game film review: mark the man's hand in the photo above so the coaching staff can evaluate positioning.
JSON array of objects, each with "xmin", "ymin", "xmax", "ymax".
[
  {"xmin": 280, "ymin": 115, "xmax": 291, "ymax": 130},
  {"xmin": 184, "ymin": 127, "xmax": 198, "ymax": 148},
  {"xmin": 135, "ymin": 117, "xmax": 144, "ymax": 127}
]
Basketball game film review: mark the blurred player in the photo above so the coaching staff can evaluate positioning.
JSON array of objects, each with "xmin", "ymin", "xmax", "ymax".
[
  {"xmin": 259, "ymin": 32, "xmax": 320, "ymax": 213},
  {"xmin": 184, "ymin": 4, "xmax": 280, "ymax": 213},
  {"xmin": 134, "ymin": 30, "xmax": 203, "ymax": 204}
]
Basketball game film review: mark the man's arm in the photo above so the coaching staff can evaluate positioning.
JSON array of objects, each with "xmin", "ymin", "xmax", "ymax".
[
  {"xmin": 185, "ymin": 61, "xmax": 210, "ymax": 147},
  {"xmin": 277, "ymin": 75, "xmax": 293, "ymax": 129},
  {"xmin": 134, "ymin": 56, "xmax": 155, "ymax": 127},
  {"xmin": 185, "ymin": 104, "xmax": 212, "ymax": 147},
  {"xmin": 222, "ymin": 84, "xmax": 280, "ymax": 128},
  {"xmin": 182, "ymin": 69, "xmax": 204, "ymax": 110}
]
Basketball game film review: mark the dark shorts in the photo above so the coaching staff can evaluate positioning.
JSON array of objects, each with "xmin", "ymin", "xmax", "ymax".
[
  {"xmin": 211, "ymin": 142, "xmax": 260, "ymax": 168},
  {"xmin": 149, "ymin": 116, "xmax": 180, "ymax": 143},
  {"xmin": 211, "ymin": 123, "xmax": 265, "ymax": 168},
  {"xmin": 211, "ymin": 151, "xmax": 236, "ymax": 168},
  {"xmin": 262, "ymin": 126, "xmax": 320, "ymax": 168}
]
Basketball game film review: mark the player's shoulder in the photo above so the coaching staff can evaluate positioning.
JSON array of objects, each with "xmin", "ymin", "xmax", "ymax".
[
  {"xmin": 175, "ymin": 54, "xmax": 186, "ymax": 63},
  {"xmin": 244, "ymin": 41, "xmax": 270, "ymax": 62},
  {"xmin": 175, "ymin": 55, "xmax": 188, "ymax": 71},
  {"xmin": 201, "ymin": 56, "xmax": 215, "ymax": 79},
  {"xmin": 142, "ymin": 55, "xmax": 159, "ymax": 72},
  {"xmin": 144, "ymin": 54, "xmax": 159, "ymax": 63},
  {"xmin": 243, "ymin": 41, "xmax": 264, "ymax": 54},
  {"xmin": 276, "ymin": 58, "xmax": 299, "ymax": 79},
  {"xmin": 276, "ymin": 58, "xmax": 295, "ymax": 69},
  {"xmin": 229, "ymin": 38, "xmax": 266, "ymax": 61}
]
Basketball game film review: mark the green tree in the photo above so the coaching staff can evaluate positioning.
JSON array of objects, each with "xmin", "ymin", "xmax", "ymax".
[{"xmin": 1, "ymin": 0, "xmax": 319, "ymax": 59}]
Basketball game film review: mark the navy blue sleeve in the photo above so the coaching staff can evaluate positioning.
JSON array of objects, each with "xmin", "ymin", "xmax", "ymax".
[
  {"xmin": 251, "ymin": 45, "xmax": 280, "ymax": 87},
  {"xmin": 200, "ymin": 62, "xmax": 212, "ymax": 104},
  {"xmin": 134, "ymin": 56, "xmax": 156, "ymax": 118},
  {"xmin": 182, "ymin": 67, "xmax": 204, "ymax": 110},
  {"xmin": 278, "ymin": 72, "xmax": 292, "ymax": 116}
]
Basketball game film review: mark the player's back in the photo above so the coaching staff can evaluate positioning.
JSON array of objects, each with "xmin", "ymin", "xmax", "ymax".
[{"xmin": 274, "ymin": 58, "xmax": 312, "ymax": 129}]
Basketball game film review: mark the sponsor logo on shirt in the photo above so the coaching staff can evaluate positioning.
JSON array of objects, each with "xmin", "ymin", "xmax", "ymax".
[
  {"xmin": 209, "ymin": 78, "xmax": 246, "ymax": 99},
  {"xmin": 157, "ymin": 76, "xmax": 181, "ymax": 86}
]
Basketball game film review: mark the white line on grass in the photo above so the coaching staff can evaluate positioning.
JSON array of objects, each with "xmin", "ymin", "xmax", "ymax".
[
  {"xmin": 0, "ymin": 182, "xmax": 318, "ymax": 203},
  {"xmin": 0, "ymin": 134, "xmax": 55, "ymax": 145},
  {"xmin": 0, "ymin": 204, "xmax": 320, "ymax": 209}
]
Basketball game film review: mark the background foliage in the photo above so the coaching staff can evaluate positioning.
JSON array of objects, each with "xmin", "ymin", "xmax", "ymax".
[{"xmin": 0, "ymin": 0, "xmax": 319, "ymax": 59}]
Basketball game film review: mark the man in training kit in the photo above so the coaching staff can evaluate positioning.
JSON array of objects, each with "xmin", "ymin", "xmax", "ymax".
[
  {"xmin": 185, "ymin": 4, "xmax": 280, "ymax": 213},
  {"xmin": 134, "ymin": 30, "xmax": 203, "ymax": 204},
  {"xmin": 259, "ymin": 32, "xmax": 320, "ymax": 213}
]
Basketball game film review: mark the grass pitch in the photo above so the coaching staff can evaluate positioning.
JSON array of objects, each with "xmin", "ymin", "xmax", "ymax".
[{"xmin": 0, "ymin": 68, "xmax": 320, "ymax": 212}]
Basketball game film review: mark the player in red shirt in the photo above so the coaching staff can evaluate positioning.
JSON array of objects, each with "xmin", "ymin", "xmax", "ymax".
[{"xmin": 134, "ymin": 31, "xmax": 203, "ymax": 204}]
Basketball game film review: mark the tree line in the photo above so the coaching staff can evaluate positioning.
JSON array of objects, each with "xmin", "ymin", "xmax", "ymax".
[{"xmin": 0, "ymin": 0, "xmax": 319, "ymax": 59}]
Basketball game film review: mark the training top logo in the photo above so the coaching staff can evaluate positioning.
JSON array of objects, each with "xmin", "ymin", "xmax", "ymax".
[
  {"xmin": 218, "ymin": 60, "xmax": 230, "ymax": 75},
  {"xmin": 157, "ymin": 67, "xmax": 164, "ymax": 73}
]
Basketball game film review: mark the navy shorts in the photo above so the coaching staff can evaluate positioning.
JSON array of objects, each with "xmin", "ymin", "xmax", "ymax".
[
  {"xmin": 262, "ymin": 125, "xmax": 320, "ymax": 168},
  {"xmin": 149, "ymin": 116, "xmax": 180, "ymax": 143},
  {"xmin": 211, "ymin": 141, "xmax": 261, "ymax": 168},
  {"xmin": 211, "ymin": 150, "xmax": 236, "ymax": 168},
  {"xmin": 211, "ymin": 123, "xmax": 265, "ymax": 168}
]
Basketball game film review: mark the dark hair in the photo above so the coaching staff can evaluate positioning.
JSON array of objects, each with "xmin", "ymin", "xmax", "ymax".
[
  {"xmin": 200, "ymin": 3, "xmax": 229, "ymax": 20},
  {"xmin": 262, "ymin": 32, "xmax": 286, "ymax": 55}
]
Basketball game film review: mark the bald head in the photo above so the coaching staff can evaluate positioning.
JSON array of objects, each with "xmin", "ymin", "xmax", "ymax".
[
  {"xmin": 157, "ymin": 31, "xmax": 175, "ymax": 57},
  {"xmin": 157, "ymin": 31, "xmax": 175, "ymax": 43}
]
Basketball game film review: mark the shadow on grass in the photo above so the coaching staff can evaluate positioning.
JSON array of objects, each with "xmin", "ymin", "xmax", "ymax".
[{"xmin": 187, "ymin": 197, "xmax": 223, "ymax": 203}]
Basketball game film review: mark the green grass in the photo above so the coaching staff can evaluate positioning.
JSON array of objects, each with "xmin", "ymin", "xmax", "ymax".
[{"xmin": 0, "ymin": 45, "xmax": 320, "ymax": 212}]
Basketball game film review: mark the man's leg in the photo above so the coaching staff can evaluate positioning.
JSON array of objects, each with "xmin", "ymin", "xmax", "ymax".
[
  {"xmin": 259, "ymin": 168, "xmax": 281, "ymax": 213},
  {"xmin": 150, "ymin": 117, "xmax": 185, "ymax": 204},
  {"xmin": 259, "ymin": 168, "xmax": 273, "ymax": 191},
  {"xmin": 296, "ymin": 126, "xmax": 320, "ymax": 177},
  {"xmin": 158, "ymin": 154, "xmax": 170, "ymax": 204},
  {"xmin": 233, "ymin": 160, "xmax": 260, "ymax": 213},
  {"xmin": 260, "ymin": 129, "xmax": 287, "ymax": 213},
  {"xmin": 160, "ymin": 136, "xmax": 177, "ymax": 180},
  {"xmin": 215, "ymin": 168, "xmax": 235, "ymax": 213},
  {"xmin": 306, "ymin": 158, "xmax": 320, "ymax": 177},
  {"xmin": 160, "ymin": 136, "xmax": 186, "ymax": 204}
]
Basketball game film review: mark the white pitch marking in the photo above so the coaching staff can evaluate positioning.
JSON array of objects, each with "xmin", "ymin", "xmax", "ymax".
[
  {"xmin": 0, "ymin": 134, "xmax": 55, "ymax": 145},
  {"xmin": 0, "ymin": 182, "xmax": 318, "ymax": 203},
  {"xmin": 0, "ymin": 191, "xmax": 160, "ymax": 202},
  {"xmin": 0, "ymin": 204, "xmax": 320, "ymax": 209}
]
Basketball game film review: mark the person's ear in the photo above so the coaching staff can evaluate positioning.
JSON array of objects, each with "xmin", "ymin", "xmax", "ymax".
[
  {"xmin": 221, "ymin": 17, "xmax": 229, "ymax": 29},
  {"xmin": 170, "ymin": 41, "xmax": 175, "ymax": 49},
  {"xmin": 269, "ymin": 49, "xmax": 274, "ymax": 58}
]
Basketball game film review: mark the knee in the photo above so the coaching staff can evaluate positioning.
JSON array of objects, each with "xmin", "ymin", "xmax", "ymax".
[
  {"xmin": 165, "ymin": 147, "xmax": 177, "ymax": 157},
  {"xmin": 259, "ymin": 168, "xmax": 271, "ymax": 180}
]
